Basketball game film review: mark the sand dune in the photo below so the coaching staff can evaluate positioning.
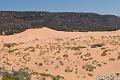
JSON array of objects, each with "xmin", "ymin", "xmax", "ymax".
[{"xmin": 0, "ymin": 27, "xmax": 120, "ymax": 80}]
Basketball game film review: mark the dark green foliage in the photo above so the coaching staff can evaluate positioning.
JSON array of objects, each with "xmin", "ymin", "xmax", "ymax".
[
  {"xmin": 2, "ymin": 76, "xmax": 19, "ymax": 80},
  {"xmin": 40, "ymin": 73, "xmax": 64, "ymax": 80},
  {"xmin": 2, "ymin": 68, "xmax": 31, "ymax": 80}
]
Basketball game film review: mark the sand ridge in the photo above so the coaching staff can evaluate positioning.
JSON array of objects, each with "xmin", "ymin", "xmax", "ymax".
[{"xmin": 0, "ymin": 27, "xmax": 120, "ymax": 80}]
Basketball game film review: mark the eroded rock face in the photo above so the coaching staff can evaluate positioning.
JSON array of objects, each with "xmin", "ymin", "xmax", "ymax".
[{"xmin": 0, "ymin": 11, "xmax": 120, "ymax": 35}]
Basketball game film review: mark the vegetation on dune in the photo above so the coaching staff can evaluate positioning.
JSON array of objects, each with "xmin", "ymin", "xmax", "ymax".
[
  {"xmin": 2, "ymin": 68, "xmax": 31, "ymax": 80},
  {"xmin": 101, "ymin": 50, "xmax": 108, "ymax": 56},
  {"xmin": 1, "ymin": 68, "xmax": 64, "ymax": 80},
  {"xmin": 65, "ymin": 45, "xmax": 86, "ymax": 51},
  {"xmin": 82, "ymin": 64, "xmax": 96, "ymax": 72},
  {"xmin": 36, "ymin": 73, "xmax": 64, "ymax": 80},
  {"xmin": 91, "ymin": 43, "xmax": 104, "ymax": 48},
  {"xmin": 3, "ymin": 43, "xmax": 18, "ymax": 48},
  {"xmin": 0, "ymin": 33, "xmax": 120, "ymax": 80}
]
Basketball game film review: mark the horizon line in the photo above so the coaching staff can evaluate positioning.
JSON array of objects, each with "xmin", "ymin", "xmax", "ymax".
[{"xmin": 0, "ymin": 10, "xmax": 118, "ymax": 16}]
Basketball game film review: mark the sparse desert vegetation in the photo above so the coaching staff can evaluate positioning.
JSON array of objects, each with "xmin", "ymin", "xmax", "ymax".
[
  {"xmin": 0, "ymin": 27, "xmax": 120, "ymax": 80},
  {"xmin": 1, "ymin": 68, "xmax": 31, "ymax": 80}
]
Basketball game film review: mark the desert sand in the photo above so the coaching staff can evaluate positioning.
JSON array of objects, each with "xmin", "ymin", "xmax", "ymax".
[{"xmin": 0, "ymin": 27, "xmax": 120, "ymax": 80}]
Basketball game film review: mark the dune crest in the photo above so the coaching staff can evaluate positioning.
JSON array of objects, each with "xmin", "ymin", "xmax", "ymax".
[
  {"xmin": 18, "ymin": 27, "xmax": 57, "ymax": 35},
  {"xmin": 26, "ymin": 27, "xmax": 57, "ymax": 32},
  {"xmin": 0, "ymin": 27, "xmax": 120, "ymax": 80}
]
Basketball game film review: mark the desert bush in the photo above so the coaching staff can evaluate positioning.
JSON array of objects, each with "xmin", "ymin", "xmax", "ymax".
[
  {"xmin": 24, "ymin": 47, "xmax": 35, "ymax": 52},
  {"xmin": 3, "ymin": 43, "xmax": 18, "ymax": 48},
  {"xmin": 2, "ymin": 68, "xmax": 31, "ymax": 80},
  {"xmin": 52, "ymin": 75, "xmax": 63, "ymax": 80},
  {"xmin": 65, "ymin": 68, "xmax": 73, "ymax": 72},
  {"xmin": 63, "ymin": 54, "xmax": 68, "ymax": 58},
  {"xmin": 84, "ymin": 53, "xmax": 91, "ymax": 57},
  {"xmin": 88, "ymin": 73, "xmax": 93, "ymax": 76},
  {"xmin": 40, "ymin": 73, "xmax": 64, "ymax": 80},
  {"xmin": 7, "ymin": 49, "xmax": 18, "ymax": 54},
  {"xmin": 101, "ymin": 50, "xmax": 108, "ymax": 56},
  {"xmin": 109, "ymin": 58, "xmax": 115, "ymax": 61},
  {"xmin": 82, "ymin": 64, "xmax": 96, "ymax": 72},
  {"xmin": 117, "ymin": 53, "xmax": 120, "ymax": 60},
  {"xmin": 66, "ymin": 45, "xmax": 86, "ymax": 51},
  {"xmin": 91, "ymin": 43, "xmax": 104, "ymax": 48}
]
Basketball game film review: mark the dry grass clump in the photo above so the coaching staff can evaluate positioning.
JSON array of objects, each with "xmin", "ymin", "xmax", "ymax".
[
  {"xmin": 3, "ymin": 43, "xmax": 18, "ymax": 48},
  {"xmin": 84, "ymin": 53, "xmax": 91, "ymax": 57},
  {"xmin": 91, "ymin": 43, "xmax": 104, "ymax": 48},
  {"xmin": 101, "ymin": 50, "xmax": 108, "ymax": 56},
  {"xmin": 24, "ymin": 47, "xmax": 35, "ymax": 52},
  {"xmin": 82, "ymin": 63, "xmax": 96, "ymax": 72},
  {"xmin": 7, "ymin": 48, "xmax": 18, "ymax": 54},
  {"xmin": 87, "ymin": 73, "xmax": 93, "ymax": 76},
  {"xmin": 65, "ymin": 45, "xmax": 86, "ymax": 51},
  {"xmin": 117, "ymin": 52, "xmax": 120, "ymax": 60},
  {"xmin": 109, "ymin": 58, "xmax": 115, "ymax": 61},
  {"xmin": 40, "ymin": 73, "xmax": 64, "ymax": 80},
  {"xmin": 65, "ymin": 67, "xmax": 73, "ymax": 72},
  {"xmin": 35, "ymin": 62, "xmax": 43, "ymax": 67}
]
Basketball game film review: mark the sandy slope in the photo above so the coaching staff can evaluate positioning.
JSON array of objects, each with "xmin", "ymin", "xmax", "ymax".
[{"xmin": 0, "ymin": 27, "xmax": 120, "ymax": 80}]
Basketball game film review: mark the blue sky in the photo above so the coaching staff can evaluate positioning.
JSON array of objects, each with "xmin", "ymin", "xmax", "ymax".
[{"xmin": 0, "ymin": 0, "xmax": 120, "ymax": 16}]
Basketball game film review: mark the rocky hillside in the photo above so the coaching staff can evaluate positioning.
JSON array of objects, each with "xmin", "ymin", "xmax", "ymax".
[{"xmin": 0, "ymin": 11, "xmax": 120, "ymax": 35}]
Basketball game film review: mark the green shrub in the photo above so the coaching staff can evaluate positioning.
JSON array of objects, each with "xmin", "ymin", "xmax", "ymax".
[
  {"xmin": 82, "ymin": 64, "xmax": 96, "ymax": 72},
  {"xmin": 2, "ymin": 68, "xmax": 31, "ymax": 80},
  {"xmin": 40, "ymin": 73, "xmax": 64, "ymax": 80},
  {"xmin": 2, "ymin": 76, "xmax": 19, "ymax": 80}
]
